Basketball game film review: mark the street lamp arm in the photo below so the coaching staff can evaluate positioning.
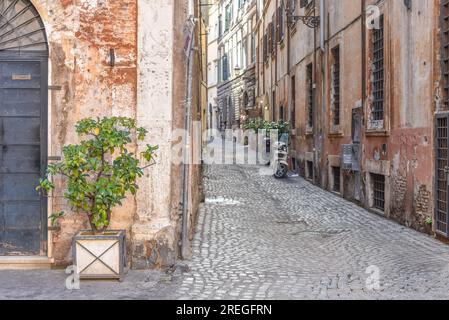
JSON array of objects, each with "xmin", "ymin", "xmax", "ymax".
[{"xmin": 287, "ymin": 15, "xmax": 320, "ymax": 29}]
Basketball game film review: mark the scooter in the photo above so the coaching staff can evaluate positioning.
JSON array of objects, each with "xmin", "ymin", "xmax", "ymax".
[{"xmin": 271, "ymin": 133, "xmax": 289, "ymax": 179}]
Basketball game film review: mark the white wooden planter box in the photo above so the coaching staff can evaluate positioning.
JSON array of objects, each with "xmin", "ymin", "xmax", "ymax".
[{"xmin": 73, "ymin": 230, "xmax": 126, "ymax": 281}]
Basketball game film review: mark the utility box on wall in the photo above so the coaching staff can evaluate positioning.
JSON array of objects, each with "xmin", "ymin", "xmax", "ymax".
[{"xmin": 341, "ymin": 144, "xmax": 361, "ymax": 172}]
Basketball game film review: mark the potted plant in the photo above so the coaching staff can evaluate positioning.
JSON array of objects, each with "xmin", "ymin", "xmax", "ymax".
[{"xmin": 37, "ymin": 117, "xmax": 158, "ymax": 280}]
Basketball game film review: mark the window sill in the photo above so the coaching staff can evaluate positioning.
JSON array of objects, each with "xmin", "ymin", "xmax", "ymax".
[
  {"xmin": 365, "ymin": 130, "xmax": 389, "ymax": 137},
  {"xmin": 328, "ymin": 132, "xmax": 343, "ymax": 138}
]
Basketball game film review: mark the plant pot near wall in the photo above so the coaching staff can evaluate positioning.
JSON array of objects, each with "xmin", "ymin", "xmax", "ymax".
[{"xmin": 73, "ymin": 230, "xmax": 126, "ymax": 281}]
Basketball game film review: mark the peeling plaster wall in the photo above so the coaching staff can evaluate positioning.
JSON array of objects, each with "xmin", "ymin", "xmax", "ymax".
[
  {"xmin": 32, "ymin": 0, "xmax": 138, "ymax": 265},
  {"xmin": 257, "ymin": 0, "xmax": 439, "ymax": 236},
  {"xmin": 29, "ymin": 0, "xmax": 201, "ymax": 267}
]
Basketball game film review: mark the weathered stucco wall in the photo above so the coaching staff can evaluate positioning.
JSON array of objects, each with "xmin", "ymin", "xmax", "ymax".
[
  {"xmin": 32, "ymin": 0, "xmax": 138, "ymax": 265},
  {"xmin": 256, "ymin": 0, "xmax": 439, "ymax": 236},
  {"xmin": 30, "ymin": 0, "xmax": 202, "ymax": 268}
]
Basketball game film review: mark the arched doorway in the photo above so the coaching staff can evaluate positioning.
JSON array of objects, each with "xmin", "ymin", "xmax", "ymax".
[{"xmin": 0, "ymin": 0, "xmax": 48, "ymax": 256}]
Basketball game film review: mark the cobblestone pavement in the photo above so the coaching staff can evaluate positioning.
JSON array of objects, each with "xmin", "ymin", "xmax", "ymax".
[
  {"xmin": 2, "ymin": 142, "xmax": 449, "ymax": 299},
  {"xmin": 175, "ymin": 163, "xmax": 449, "ymax": 300}
]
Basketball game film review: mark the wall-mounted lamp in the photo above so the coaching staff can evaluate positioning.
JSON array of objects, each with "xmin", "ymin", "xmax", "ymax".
[{"xmin": 281, "ymin": 0, "xmax": 320, "ymax": 29}]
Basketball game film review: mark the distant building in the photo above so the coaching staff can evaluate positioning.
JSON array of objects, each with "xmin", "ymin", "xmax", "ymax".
[
  {"xmin": 206, "ymin": 1, "xmax": 221, "ymax": 134},
  {"xmin": 216, "ymin": 0, "xmax": 261, "ymax": 133}
]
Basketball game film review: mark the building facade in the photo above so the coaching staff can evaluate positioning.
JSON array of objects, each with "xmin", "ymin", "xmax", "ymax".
[
  {"xmin": 206, "ymin": 1, "xmax": 220, "ymax": 134},
  {"xmin": 0, "ymin": 0, "xmax": 204, "ymax": 269},
  {"xmin": 216, "ymin": 0, "xmax": 261, "ymax": 133},
  {"xmin": 256, "ymin": 0, "xmax": 445, "ymax": 236}
]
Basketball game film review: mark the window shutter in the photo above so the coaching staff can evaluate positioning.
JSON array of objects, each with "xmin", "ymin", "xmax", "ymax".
[
  {"xmin": 268, "ymin": 23, "xmax": 273, "ymax": 56},
  {"xmin": 263, "ymin": 33, "xmax": 268, "ymax": 62},
  {"xmin": 276, "ymin": 8, "xmax": 280, "ymax": 43}
]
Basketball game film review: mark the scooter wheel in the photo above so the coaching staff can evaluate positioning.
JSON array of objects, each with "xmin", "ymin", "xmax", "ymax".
[{"xmin": 274, "ymin": 164, "xmax": 288, "ymax": 179}]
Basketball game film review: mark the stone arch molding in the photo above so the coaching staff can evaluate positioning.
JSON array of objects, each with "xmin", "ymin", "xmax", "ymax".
[{"xmin": 0, "ymin": 0, "xmax": 49, "ymax": 54}]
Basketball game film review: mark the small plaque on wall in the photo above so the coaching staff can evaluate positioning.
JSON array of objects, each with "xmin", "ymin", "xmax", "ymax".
[{"xmin": 12, "ymin": 74, "xmax": 31, "ymax": 80}]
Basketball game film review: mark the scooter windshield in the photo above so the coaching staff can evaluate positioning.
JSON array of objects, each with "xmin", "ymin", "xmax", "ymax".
[{"xmin": 279, "ymin": 133, "xmax": 289, "ymax": 145}]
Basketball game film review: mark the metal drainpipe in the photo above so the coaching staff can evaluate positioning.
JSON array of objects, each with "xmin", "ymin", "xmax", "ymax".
[
  {"xmin": 361, "ymin": 0, "xmax": 366, "ymax": 109},
  {"xmin": 312, "ymin": 4, "xmax": 318, "ymax": 184},
  {"xmin": 181, "ymin": 16, "xmax": 196, "ymax": 260},
  {"xmin": 320, "ymin": 0, "xmax": 325, "ymax": 186}
]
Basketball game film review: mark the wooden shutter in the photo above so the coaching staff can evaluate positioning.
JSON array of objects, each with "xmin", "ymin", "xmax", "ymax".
[{"xmin": 276, "ymin": 8, "xmax": 280, "ymax": 43}]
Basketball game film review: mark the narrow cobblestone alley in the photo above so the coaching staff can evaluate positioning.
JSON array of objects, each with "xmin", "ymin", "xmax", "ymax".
[
  {"xmin": 2, "ymin": 156, "xmax": 449, "ymax": 300},
  {"xmin": 174, "ymin": 163, "xmax": 449, "ymax": 300}
]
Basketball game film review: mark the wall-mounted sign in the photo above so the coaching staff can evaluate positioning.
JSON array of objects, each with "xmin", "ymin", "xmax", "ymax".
[{"xmin": 12, "ymin": 74, "xmax": 31, "ymax": 80}]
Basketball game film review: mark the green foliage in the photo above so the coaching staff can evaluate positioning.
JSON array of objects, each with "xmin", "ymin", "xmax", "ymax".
[
  {"xmin": 37, "ymin": 117, "xmax": 158, "ymax": 232},
  {"xmin": 244, "ymin": 119, "xmax": 290, "ymax": 137},
  {"xmin": 425, "ymin": 217, "xmax": 433, "ymax": 226},
  {"xmin": 49, "ymin": 211, "xmax": 65, "ymax": 227}
]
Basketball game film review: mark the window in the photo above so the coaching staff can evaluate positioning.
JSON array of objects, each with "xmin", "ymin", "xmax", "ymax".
[
  {"xmin": 291, "ymin": 76, "xmax": 296, "ymax": 129},
  {"xmin": 243, "ymin": 92, "xmax": 249, "ymax": 108},
  {"xmin": 268, "ymin": 22, "xmax": 274, "ymax": 56},
  {"xmin": 272, "ymin": 90, "xmax": 276, "ymax": 121},
  {"xmin": 332, "ymin": 46, "xmax": 341, "ymax": 126},
  {"xmin": 372, "ymin": 15, "xmax": 384, "ymax": 121},
  {"xmin": 225, "ymin": 4, "xmax": 232, "ymax": 32},
  {"xmin": 332, "ymin": 167, "xmax": 341, "ymax": 193},
  {"xmin": 279, "ymin": 105, "xmax": 284, "ymax": 121},
  {"xmin": 218, "ymin": 15, "xmax": 223, "ymax": 38},
  {"xmin": 271, "ymin": 15, "xmax": 276, "ymax": 54},
  {"xmin": 436, "ymin": 115, "xmax": 449, "ymax": 234},
  {"xmin": 277, "ymin": 6, "xmax": 285, "ymax": 42},
  {"xmin": 263, "ymin": 33, "xmax": 268, "ymax": 62},
  {"xmin": 251, "ymin": 34, "xmax": 256, "ymax": 64},
  {"xmin": 237, "ymin": 41, "xmax": 242, "ymax": 68},
  {"xmin": 307, "ymin": 63, "xmax": 313, "ymax": 128},
  {"xmin": 372, "ymin": 173, "xmax": 385, "ymax": 211},
  {"xmin": 222, "ymin": 54, "xmax": 229, "ymax": 81}
]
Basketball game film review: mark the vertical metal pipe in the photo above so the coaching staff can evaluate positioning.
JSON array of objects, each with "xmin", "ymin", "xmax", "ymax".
[
  {"xmin": 320, "ymin": 0, "xmax": 325, "ymax": 51},
  {"xmin": 181, "ymin": 4, "xmax": 196, "ymax": 259},
  {"xmin": 361, "ymin": 0, "xmax": 366, "ymax": 108}
]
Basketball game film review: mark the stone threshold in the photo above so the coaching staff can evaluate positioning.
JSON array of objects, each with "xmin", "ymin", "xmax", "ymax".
[{"xmin": 0, "ymin": 256, "xmax": 53, "ymax": 270}]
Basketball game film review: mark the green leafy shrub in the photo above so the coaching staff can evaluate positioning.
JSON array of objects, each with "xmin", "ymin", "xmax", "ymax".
[
  {"xmin": 244, "ymin": 119, "xmax": 290, "ymax": 137},
  {"xmin": 37, "ymin": 117, "xmax": 158, "ymax": 232}
]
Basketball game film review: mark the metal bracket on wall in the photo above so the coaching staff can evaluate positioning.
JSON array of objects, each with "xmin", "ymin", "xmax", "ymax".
[{"xmin": 287, "ymin": 15, "xmax": 320, "ymax": 29}]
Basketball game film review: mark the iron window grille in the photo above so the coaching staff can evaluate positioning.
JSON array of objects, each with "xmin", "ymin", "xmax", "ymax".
[
  {"xmin": 307, "ymin": 63, "xmax": 313, "ymax": 128},
  {"xmin": 436, "ymin": 115, "xmax": 448, "ymax": 235},
  {"xmin": 442, "ymin": 0, "xmax": 449, "ymax": 109},
  {"xmin": 332, "ymin": 46, "xmax": 341, "ymax": 126},
  {"xmin": 372, "ymin": 173, "xmax": 386, "ymax": 211},
  {"xmin": 372, "ymin": 15, "xmax": 385, "ymax": 121},
  {"xmin": 0, "ymin": 0, "xmax": 48, "ymax": 53},
  {"xmin": 333, "ymin": 167, "xmax": 341, "ymax": 193}
]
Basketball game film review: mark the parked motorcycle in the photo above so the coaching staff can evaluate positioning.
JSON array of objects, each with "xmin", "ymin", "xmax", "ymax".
[{"xmin": 271, "ymin": 133, "xmax": 289, "ymax": 179}]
